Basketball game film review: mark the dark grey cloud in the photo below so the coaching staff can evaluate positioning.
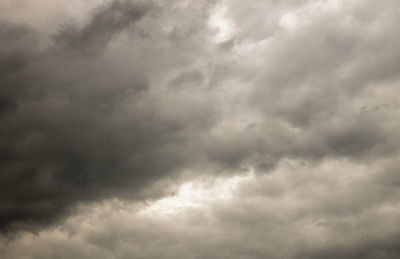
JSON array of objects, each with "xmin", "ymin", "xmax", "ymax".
[
  {"xmin": 54, "ymin": 0, "xmax": 152, "ymax": 56},
  {"xmin": 0, "ymin": 0, "xmax": 218, "ymax": 231}
]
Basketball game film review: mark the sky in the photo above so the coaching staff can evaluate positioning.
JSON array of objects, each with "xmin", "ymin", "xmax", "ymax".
[{"xmin": 1, "ymin": 0, "xmax": 400, "ymax": 258}]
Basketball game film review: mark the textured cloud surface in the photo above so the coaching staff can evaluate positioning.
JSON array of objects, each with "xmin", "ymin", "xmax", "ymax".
[{"xmin": 1, "ymin": 0, "xmax": 400, "ymax": 258}]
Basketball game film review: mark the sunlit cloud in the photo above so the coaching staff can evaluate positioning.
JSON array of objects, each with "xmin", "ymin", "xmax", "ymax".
[
  {"xmin": 208, "ymin": 3, "xmax": 236, "ymax": 43},
  {"xmin": 140, "ymin": 170, "xmax": 254, "ymax": 216}
]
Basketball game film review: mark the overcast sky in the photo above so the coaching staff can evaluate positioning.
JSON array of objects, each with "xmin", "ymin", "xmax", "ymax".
[{"xmin": 1, "ymin": 0, "xmax": 400, "ymax": 258}]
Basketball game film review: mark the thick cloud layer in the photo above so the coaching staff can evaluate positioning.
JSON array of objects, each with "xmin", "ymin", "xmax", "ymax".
[
  {"xmin": 1, "ymin": 158, "xmax": 400, "ymax": 259},
  {"xmin": 0, "ymin": 0, "xmax": 219, "ymax": 231},
  {"xmin": 1, "ymin": 0, "xmax": 400, "ymax": 258}
]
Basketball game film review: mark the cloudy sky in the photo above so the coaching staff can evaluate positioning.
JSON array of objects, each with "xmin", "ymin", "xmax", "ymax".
[{"xmin": 1, "ymin": 0, "xmax": 400, "ymax": 258}]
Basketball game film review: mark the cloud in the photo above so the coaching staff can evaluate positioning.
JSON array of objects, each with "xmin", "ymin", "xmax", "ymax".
[
  {"xmin": 1, "ymin": 0, "xmax": 400, "ymax": 258},
  {"xmin": 0, "ymin": 0, "xmax": 219, "ymax": 231},
  {"xmin": 53, "ymin": 0, "xmax": 152, "ymax": 56},
  {"xmin": 1, "ymin": 158, "xmax": 400, "ymax": 259},
  {"xmin": 201, "ymin": 0, "xmax": 400, "ymax": 170}
]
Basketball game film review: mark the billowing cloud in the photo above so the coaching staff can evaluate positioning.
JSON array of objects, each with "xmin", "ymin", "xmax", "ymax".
[
  {"xmin": 0, "ymin": 0, "xmax": 220, "ymax": 231},
  {"xmin": 1, "ymin": 158, "xmax": 400, "ymax": 259},
  {"xmin": 1, "ymin": 0, "xmax": 400, "ymax": 258}
]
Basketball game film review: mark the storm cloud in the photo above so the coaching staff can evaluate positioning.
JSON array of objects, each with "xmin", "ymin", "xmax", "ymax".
[
  {"xmin": 0, "ymin": 0, "xmax": 218, "ymax": 231},
  {"xmin": 1, "ymin": 0, "xmax": 400, "ymax": 258}
]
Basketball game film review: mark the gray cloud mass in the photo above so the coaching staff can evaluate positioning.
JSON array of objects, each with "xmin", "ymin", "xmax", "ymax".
[{"xmin": 1, "ymin": 0, "xmax": 400, "ymax": 258}]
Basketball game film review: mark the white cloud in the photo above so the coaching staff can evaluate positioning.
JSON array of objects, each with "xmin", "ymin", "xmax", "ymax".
[{"xmin": 208, "ymin": 3, "xmax": 236, "ymax": 43}]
